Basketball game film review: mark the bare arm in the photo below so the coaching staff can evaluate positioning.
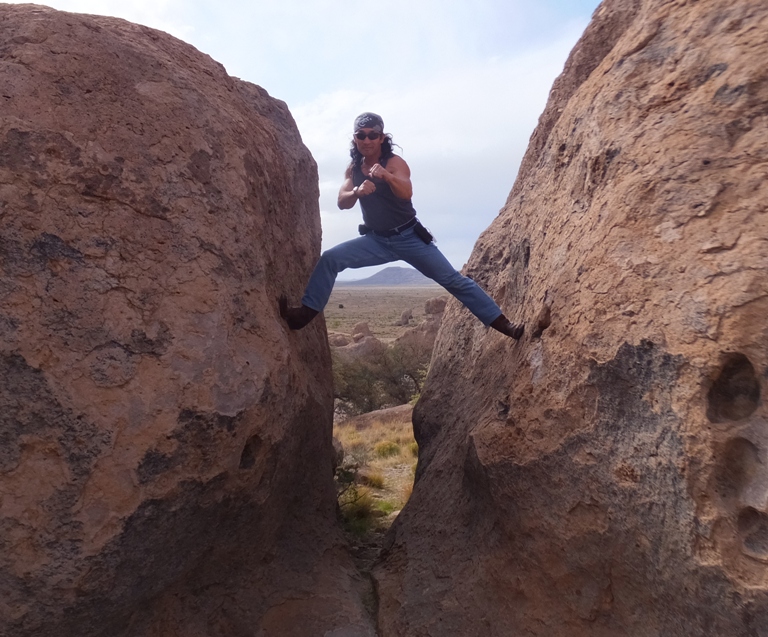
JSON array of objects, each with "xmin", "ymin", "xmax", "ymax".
[
  {"xmin": 337, "ymin": 164, "xmax": 375, "ymax": 209},
  {"xmin": 368, "ymin": 155, "xmax": 413, "ymax": 200}
]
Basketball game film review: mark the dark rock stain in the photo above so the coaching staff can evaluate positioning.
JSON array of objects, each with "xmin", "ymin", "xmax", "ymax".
[
  {"xmin": 187, "ymin": 149, "xmax": 224, "ymax": 210},
  {"xmin": 187, "ymin": 149, "xmax": 211, "ymax": 183},
  {"xmin": 0, "ymin": 314, "xmax": 19, "ymax": 338},
  {"xmin": 196, "ymin": 238, "xmax": 240, "ymax": 279},
  {"xmin": 0, "ymin": 352, "xmax": 110, "ymax": 475},
  {"xmin": 695, "ymin": 62, "xmax": 728, "ymax": 86},
  {"xmin": 137, "ymin": 408, "xmax": 244, "ymax": 483},
  {"xmin": 128, "ymin": 324, "xmax": 172, "ymax": 356},
  {"xmin": 1, "ymin": 232, "xmax": 83, "ymax": 276},
  {"xmin": 31, "ymin": 233, "xmax": 84, "ymax": 264},
  {"xmin": 714, "ymin": 83, "xmax": 747, "ymax": 105},
  {"xmin": 31, "ymin": 476, "xmax": 255, "ymax": 637},
  {"xmin": 0, "ymin": 128, "xmax": 83, "ymax": 173}
]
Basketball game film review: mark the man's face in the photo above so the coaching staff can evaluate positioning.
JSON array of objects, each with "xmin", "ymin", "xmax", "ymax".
[{"xmin": 354, "ymin": 128, "xmax": 384, "ymax": 156}]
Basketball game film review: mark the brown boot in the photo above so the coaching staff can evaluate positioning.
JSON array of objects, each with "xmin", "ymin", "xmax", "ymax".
[
  {"xmin": 279, "ymin": 295, "xmax": 319, "ymax": 330},
  {"xmin": 489, "ymin": 314, "xmax": 524, "ymax": 340}
]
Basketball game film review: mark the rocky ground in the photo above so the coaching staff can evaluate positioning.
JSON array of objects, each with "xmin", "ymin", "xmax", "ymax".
[{"xmin": 325, "ymin": 285, "xmax": 443, "ymax": 341}]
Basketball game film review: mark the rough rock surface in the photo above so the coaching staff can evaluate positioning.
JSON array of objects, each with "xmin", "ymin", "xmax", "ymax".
[
  {"xmin": 423, "ymin": 295, "xmax": 447, "ymax": 316},
  {"xmin": 339, "ymin": 404, "xmax": 414, "ymax": 431},
  {"xmin": 395, "ymin": 308, "xmax": 413, "ymax": 327},
  {"xmin": 328, "ymin": 332, "xmax": 352, "ymax": 347},
  {"xmin": 334, "ymin": 335, "xmax": 387, "ymax": 363},
  {"xmin": 0, "ymin": 6, "xmax": 373, "ymax": 637},
  {"xmin": 393, "ymin": 296, "xmax": 447, "ymax": 355},
  {"xmin": 375, "ymin": 0, "xmax": 768, "ymax": 635},
  {"xmin": 352, "ymin": 322, "xmax": 373, "ymax": 341}
]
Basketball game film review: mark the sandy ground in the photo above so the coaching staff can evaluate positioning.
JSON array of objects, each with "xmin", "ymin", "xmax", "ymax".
[{"xmin": 325, "ymin": 285, "xmax": 443, "ymax": 341}]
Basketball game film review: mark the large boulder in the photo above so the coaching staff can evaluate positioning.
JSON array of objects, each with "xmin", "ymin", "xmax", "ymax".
[
  {"xmin": 423, "ymin": 295, "xmax": 447, "ymax": 316},
  {"xmin": 334, "ymin": 335, "xmax": 388, "ymax": 362},
  {"xmin": 394, "ymin": 308, "xmax": 413, "ymax": 326},
  {"xmin": 339, "ymin": 404, "xmax": 414, "ymax": 431},
  {"xmin": 0, "ymin": 6, "xmax": 373, "ymax": 637},
  {"xmin": 393, "ymin": 296, "xmax": 447, "ymax": 354},
  {"xmin": 352, "ymin": 321, "xmax": 373, "ymax": 341},
  {"xmin": 375, "ymin": 0, "xmax": 768, "ymax": 635}
]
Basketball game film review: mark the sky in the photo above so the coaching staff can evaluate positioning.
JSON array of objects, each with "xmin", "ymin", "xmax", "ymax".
[{"xmin": 8, "ymin": 0, "xmax": 602, "ymax": 279}]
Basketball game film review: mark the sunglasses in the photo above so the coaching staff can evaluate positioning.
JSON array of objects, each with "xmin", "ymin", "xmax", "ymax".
[{"xmin": 354, "ymin": 131, "xmax": 382, "ymax": 141}]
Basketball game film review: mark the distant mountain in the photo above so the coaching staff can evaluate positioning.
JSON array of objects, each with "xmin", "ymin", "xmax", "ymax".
[{"xmin": 336, "ymin": 266, "xmax": 439, "ymax": 287}]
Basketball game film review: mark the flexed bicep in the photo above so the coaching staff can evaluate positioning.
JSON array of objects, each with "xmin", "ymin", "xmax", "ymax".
[{"xmin": 376, "ymin": 156, "xmax": 413, "ymax": 200}]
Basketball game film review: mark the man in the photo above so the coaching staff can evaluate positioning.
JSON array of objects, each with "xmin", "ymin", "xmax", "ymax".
[{"xmin": 280, "ymin": 112, "xmax": 524, "ymax": 340}]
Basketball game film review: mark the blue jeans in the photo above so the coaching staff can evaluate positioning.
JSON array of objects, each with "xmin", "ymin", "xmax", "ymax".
[{"xmin": 301, "ymin": 227, "xmax": 503, "ymax": 326}]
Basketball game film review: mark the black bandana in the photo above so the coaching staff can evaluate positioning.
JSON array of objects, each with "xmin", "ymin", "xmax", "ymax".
[{"xmin": 354, "ymin": 112, "xmax": 384, "ymax": 133}]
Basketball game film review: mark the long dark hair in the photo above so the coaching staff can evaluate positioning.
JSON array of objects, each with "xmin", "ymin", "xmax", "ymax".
[{"xmin": 349, "ymin": 133, "xmax": 397, "ymax": 167}]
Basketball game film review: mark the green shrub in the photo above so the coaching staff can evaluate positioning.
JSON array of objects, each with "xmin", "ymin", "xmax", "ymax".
[
  {"xmin": 341, "ymin": 487, "xmax": 374, "ymax": 519},
  {"xmin": 335, "ymin": 462, "xmax": 375, "ymax": 535},
  {"xmin": 408, "ymin": 441, "xmax": 419, "ymax": 457},
  {"xmin": 377, "ymin": 500, "xmax": 397, "ymax": 515},
  {"xmin": 332, "ymin": 354, "xmax": 386, "ymax": 416},
  {"xmin": 374, "ymin": 440, "xmax": 400, "ymax": 458}
]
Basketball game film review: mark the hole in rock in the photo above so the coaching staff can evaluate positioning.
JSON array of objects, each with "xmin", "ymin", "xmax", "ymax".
[
  {"xmin": 738, "ymin": 507, "xmax": 768, "ymax": 559},
  {"xmin": 532, "ymin": 305, "xmax": 552, "ymax": 339},
  {"xmin": 706, "ymin": 353, "xmax": 760, "ymax": 422},
  {"xmin": 239, "ymin": 434, "xmax": 263, "ymax": 470},
  {"xmin": 714, "ymin": 437, "xmax": 761, "ymax": 500}
]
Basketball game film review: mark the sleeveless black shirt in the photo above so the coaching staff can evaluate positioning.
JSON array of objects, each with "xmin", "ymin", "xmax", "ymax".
[{"xmin": 352, "ymin": 156, "xmax": 417, "ymax": 232}]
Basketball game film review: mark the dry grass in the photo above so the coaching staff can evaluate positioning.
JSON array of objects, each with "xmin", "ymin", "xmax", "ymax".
[
  {"xmin": 325, "ymin": 285, "xmax": 442, "ymax": 341},
  {"xmin": 334, "ymin": 408, "xmax": 418, "ymax": 534}
]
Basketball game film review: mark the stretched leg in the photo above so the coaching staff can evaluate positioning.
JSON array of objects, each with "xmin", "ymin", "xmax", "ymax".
[
  {"xmin": 391, "ymin": 231, "xmax": 501, "ymax": 324},
  {"xmin": 391, "ymin": 230, "xmax": 523, "ymax": 338},
  {"xmin": 281, "ymin": 234, "xmax": 398, "ymax": 330},
  {"xmin": 301, "ymin": 234, "xmax": 397, "ymax": 311}
]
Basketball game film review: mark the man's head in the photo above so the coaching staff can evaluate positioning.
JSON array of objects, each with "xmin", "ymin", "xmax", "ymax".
[
  {"xmin": 349, "ymin": 112, "xmax": 394, "ymax": 164},
  {"xmin": 354, "ymin": 112, "xmax": 384, "ymax": 133}
]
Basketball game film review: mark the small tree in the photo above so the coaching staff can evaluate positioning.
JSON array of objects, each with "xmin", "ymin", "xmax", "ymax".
[
  {"xmin": 332, "ymin": 339, "xmax": 432, "ymax": 416},
  {"xmin": 332, "ymin": 353, "xmax": 386, "ymax": 416},
  {"xmin": 377, "ymin": 341, "xmax": 429, "ymax": 405}
]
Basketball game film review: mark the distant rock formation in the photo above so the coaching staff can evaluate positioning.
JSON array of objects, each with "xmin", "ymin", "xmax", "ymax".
[
  {"xmin": 375, "ymin": 0, "xmax": 768, "ymax": 635},
  {"xmin": 423, "ymin": 296, "xmax": 447, "ymax": 316},
  {"xmin": 334, "ymin": 335, "xmax": 388, "ymax": 362},
  {"xmin": 394, "ymin": 296, "xmax": 447, "ymax": 354},
  {"xmin": 352, "ymin": 321, "xmax": 373, "ymax": 341},
  {"xmin": 395, "ymin": 308, "xmax": 414, "ymax": 326},
  {"xmin": 0, "ymin": 6, "xmax": 373, "ymax": 637},
  {"xmin": 328, "ymin": 332, "xmax": 352, "ymax": 347},
  {"xmin": 339, "ymin": 404, "xmax": 414, "ymax": 430},
  {"xmin": 337, "ymin": 266, "xmax": 439, "ymax": 287}
]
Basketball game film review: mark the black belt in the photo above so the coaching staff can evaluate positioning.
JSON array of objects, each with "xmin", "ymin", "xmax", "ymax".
[{"xmin": 371, "ymin": 217, "xmax": 418, "ymax": 237}]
